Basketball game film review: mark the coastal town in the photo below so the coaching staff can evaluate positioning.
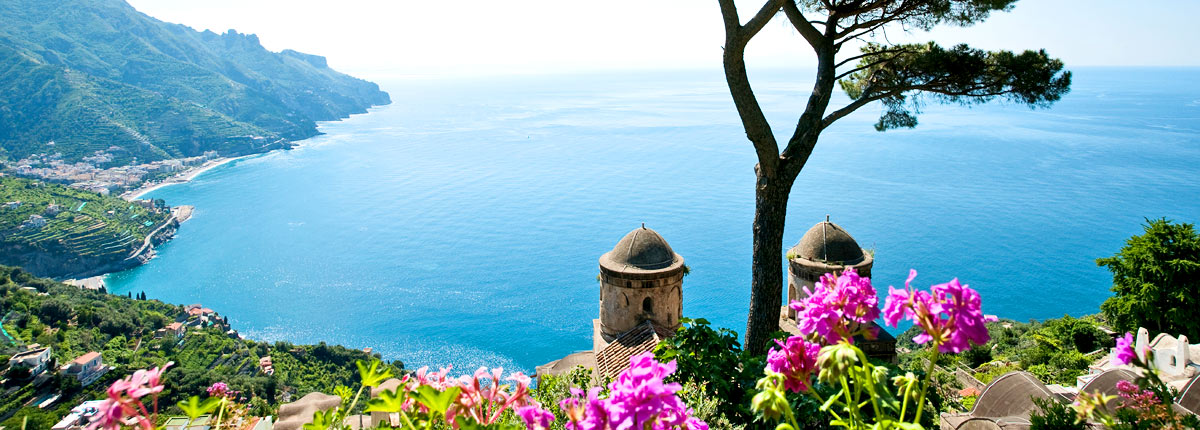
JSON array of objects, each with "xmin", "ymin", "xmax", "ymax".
[{"xmin": 2, "ymin": 149, "xmax": 223, "ymax": 199}]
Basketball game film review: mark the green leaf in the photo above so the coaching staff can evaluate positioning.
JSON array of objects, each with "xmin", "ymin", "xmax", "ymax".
[
  {"xmin": 365, "ymin": 388, "xmax": 408, "ymax": 414},
  {"xmin": 356, "ymin": 359, "xmax": 394, "ymax": 388},
  {"xmin": 414, "ymin": 385, "xmax": 461, "ymax": 415},
  {"xmin": 302, "ymin": 409, "xmax": 337, "ymax": 430},
  {"xmin": 177, "ymin": 396, "xmax": 220, "ymax": 420}
]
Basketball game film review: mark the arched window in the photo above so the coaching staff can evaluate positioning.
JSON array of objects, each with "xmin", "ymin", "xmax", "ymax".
[{"xmin": 642, "ymin": 297, "xmax": 654, "ymax": 314}]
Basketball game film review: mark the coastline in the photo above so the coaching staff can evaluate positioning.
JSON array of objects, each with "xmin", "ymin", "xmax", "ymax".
[{"xmin": 121, "ymin": 155, "xmax": 254, "ymax": 201}]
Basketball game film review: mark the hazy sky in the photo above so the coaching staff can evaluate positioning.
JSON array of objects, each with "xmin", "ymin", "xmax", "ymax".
[{"xmin": 127, "ymin": 0, "xmax": 1200, "ymax": 79}]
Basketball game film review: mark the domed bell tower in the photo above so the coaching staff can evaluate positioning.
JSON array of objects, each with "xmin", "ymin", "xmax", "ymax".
[
  {"xmin": 785, "ymin": 217, "xmax": 895, "ymax": 362},
  {"xmin": 597, "ymin": 225, "xmax": 685, "ymax": 343},
  {"xmin": 787, "ymin": 217, "xmax": 874, "ymax": 318}
]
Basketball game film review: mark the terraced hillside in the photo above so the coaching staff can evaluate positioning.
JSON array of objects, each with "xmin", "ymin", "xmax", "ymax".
[{"xmin": 0, "ymin": 177, "xmax": 172, "ymax": 278}]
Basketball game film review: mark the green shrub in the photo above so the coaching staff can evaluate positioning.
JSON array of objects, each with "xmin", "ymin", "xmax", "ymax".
[
  {"xmin": 1029, "ymin": 397, "xmax": 1086, "ymax": 430},
  {"xmin": 1099, "ymin": 218, "xmax": 1200, "ymax": 340}
]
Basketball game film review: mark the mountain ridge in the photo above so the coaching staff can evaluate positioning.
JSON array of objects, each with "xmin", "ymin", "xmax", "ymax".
[{"xmin": 0, "ymin": 0, "xmax": 390, "ymax": 164}]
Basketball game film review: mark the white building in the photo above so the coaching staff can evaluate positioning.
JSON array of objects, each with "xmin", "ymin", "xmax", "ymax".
[
  {"xmin": 23, "ymin": 214, "xmax": 48, "ymax": 229},
  {"xmin": 52, "ymin": 400, "xmax": 108, "ymax": 430},
  {"xmin": 8, "ymin": 346, "xmax": 53, "ymax": 376},
  {"xmin": 1086, "ymin": 327, "xmax": 1200, "ymax": 391}
]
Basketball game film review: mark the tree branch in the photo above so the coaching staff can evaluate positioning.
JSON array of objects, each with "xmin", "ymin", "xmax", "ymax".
[
  {"xmin": 835, "ymin": 52, "xmax": 906, "ymax": 80},
  {"xmin": 834, "ymin": 47, "xmax": 911, "ymax": 69},
  {"xmin": 744, "ymin": 0, "xmax": 786, "ymax": 40},
  {"xmin": 820, "ymin": 90, "xmax": 901, "ymax": 129},
  {"xmin": 719, "ymin": 0, "xmax": 785, "ymax": 176},
  {"xmin": 718, "ymin": 0, "xmax": 743, "ymax": 39},
  {"xmin": 780, "ymin": 1, "xmax": 824, "ymax": 46}
]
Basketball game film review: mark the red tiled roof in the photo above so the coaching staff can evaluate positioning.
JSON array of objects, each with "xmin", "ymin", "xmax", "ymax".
[
  {"xmin": 73, "ymin": 351, "xmax": 100, "ymax": 365},
  {"xmin": 595, "ymin": 321, "xmax": 674, "ymax": 381}
]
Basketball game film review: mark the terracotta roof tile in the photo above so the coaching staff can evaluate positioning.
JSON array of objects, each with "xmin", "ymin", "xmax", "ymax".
[{"xmin": 595, "ymin": 321, "xmax": 673, "ymax": 380}]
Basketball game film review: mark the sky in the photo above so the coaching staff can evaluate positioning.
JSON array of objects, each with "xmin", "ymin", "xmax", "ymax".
[{"xmin": 126, "ymin": 0, "xmax": 1200, "ymax": 79}]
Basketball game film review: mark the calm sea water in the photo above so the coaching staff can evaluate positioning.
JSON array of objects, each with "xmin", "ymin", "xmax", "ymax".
[{"xmin": 106, "ymin": 68, "xmax": 1200, "ymax": 373}]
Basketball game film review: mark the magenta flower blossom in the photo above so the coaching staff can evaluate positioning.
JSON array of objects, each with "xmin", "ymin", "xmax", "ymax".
[
  {"xmin": 606, "ymin": 352, "xmax": 692, "ymax": 430},
  {"xmin": 207, "ymin": 382, "xmax": 229, "ymax": 397},
  {"xmin": 683, "ymin": 416, "xmax": 710, "ymax": 430},
  {"xmin": 766, "ymin": 336, "xmax": 820, "ymax": 393},
  {"xmin": 517, "ymin": 405, "xmax": 556, "ymax": 430},
  {"xmin": 790, "ymin": 267, "xmax": 881, "ymax": 344},
  {"xmin": 561, "ymin": 387, "xmax": 611, "ymax": 430},
  {"xmin": 559, "ymin": 353, "xmax": 705, "ymax": 430},
  {"xmin": 883, "ymin": 269, "xmax": 997, "ymax": 353},
  {"xmin": 1114, "ymin": 332, "xmax": 1136, "ymax": 365}
]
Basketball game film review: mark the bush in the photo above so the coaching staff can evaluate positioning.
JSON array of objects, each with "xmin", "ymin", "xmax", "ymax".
[
  {"xmin": 654, "ymin": 318, "xmax": 763, "ymax": 424},
  {"xmin": 1029, "ymin": 397, "xmax": 1086, "ymax": 430},
  {"xmin": 1099, "ymin": 218, "xmax": 1200, "ymax": 340}
]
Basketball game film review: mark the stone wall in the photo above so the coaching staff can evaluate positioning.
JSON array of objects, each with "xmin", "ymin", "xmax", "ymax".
[{"xmin": 598, "ymin": 269, "xmax": 682, "ymax": 342}]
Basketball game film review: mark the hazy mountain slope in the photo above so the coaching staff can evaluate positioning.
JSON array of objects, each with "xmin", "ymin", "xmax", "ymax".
[{"xmin": 0, "ymin": 0, "xmax": 390, "ymax": 163}]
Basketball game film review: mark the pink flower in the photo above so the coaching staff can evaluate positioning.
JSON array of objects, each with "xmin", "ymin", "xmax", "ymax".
[
  {"xmin": 790, "ymin": 267, "xmax": 881, "ymax": 344},
  {"xmin": 126, "ymin": 362, "xmax": 172, "ymax": 398},
  {"xmin": 606, "ymin": 352, "xmax": 690, "ymax": 430},
  {"xmin": 517, "ymin": 405, "xmax": 556, "ymax": 430},
  {"xmin": 561, "ymin": 387, "xmax": 610, "ymax": 430},
  {"xmin": 766, "ymin": 336, "xmax": 820, "ymax": 393},
  {"xmin": 883, "ymin": 269, "xmax": 997, "ymax": 354},
  {"xmin": 1114, "ymin": 332, "xmax": 1136, "ymax": 365},
  {"xmin": 559, "ymin": 353, "xmax": 705, "ymax": 430},
  {"xmin": 684, "ymin": 417, "xmax": 709, "ymax": 430},
  {"xmin": 208, "ymin": 382, "xmax": 229, "ymax": 397},
  {"xmin": 87, "ymin": 399, "xmax": 124, "ymax": 430}
]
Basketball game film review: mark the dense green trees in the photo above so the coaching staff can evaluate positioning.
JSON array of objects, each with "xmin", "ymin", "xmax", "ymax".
[
  {"xmin": 1099, "ymin": 218, "xmax": 1200, "ymax": 339},
  {"xmin": 716, "ymin": 0, "xmax": 1073, "ymax": 353},
  {"xmin": 0, "ymin": 264, "xmax": 402, "ymax": 428}
]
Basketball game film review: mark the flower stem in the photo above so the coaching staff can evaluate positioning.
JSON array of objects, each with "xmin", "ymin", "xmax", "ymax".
[
  {"xmin": 914, "ymin": 348, "xmax": 940, "ymax": 424},
  {"xmin": 840, "ymin": 375, "xmax": 859, "ymax": 428},
  {"xmin": 808, "ymin": 389, "xmax": 844, "ymax": 422},
  {"xmin": 345, "ymin": 386, "xmax": 366, "ymax": 425},
  {"xmin": 781, "ymin": 397, "xmax": 803, "ymax": 430},
  {"xmin": 216, "ymin": 398, "xmax": 225, "ymax": 429}
]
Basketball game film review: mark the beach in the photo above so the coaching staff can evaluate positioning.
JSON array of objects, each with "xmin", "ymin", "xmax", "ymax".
[{"xmin": 121, "ymin": 155, "xmax": 253, "ymax": 201}]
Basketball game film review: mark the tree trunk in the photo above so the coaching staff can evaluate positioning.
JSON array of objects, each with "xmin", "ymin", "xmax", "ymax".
[{"xmin": 744, "ymin": 169, "xmax": 793, "ymax": 354}]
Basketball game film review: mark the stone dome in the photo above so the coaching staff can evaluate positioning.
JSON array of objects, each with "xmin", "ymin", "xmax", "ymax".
[
  {"xmin": 599, "ymin": 226, "xmax": 684, "ymax": 273},
  {"xmin": 790, "ymin": 221, "xmax": 865, "ymax": 265}
]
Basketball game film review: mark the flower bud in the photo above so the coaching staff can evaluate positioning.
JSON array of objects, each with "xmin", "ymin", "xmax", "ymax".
[{"xmin": 816, "ymin": 343, "xmax": 858, "ymax": 384}]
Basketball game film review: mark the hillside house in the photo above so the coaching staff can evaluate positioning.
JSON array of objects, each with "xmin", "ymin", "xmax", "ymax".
[
  {"xmin": 8, "ymin": 346, "xmax": 53, "ymax": 376},
  {"xmin": 60, "ymin": 351, "xmax": 108, "ymax": 387},
  {"xmin": 22, "ymin": 214, "xmax": 48, "ymax": 229},
  {"xmin": 52, "ymin": 400, "xmax": 108, "ymax": 430},
  {"xmin": 155, "ymin": 321, "xmax": 185, "ymax": 339}
]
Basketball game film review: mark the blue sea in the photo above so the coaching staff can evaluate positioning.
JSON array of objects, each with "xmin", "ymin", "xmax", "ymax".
[{"xmin": 106, "ymin": 67, "xmax": 1200, "ymax": 373}]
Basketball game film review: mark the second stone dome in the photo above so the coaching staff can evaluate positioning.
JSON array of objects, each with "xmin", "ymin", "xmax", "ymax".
[{"xmin": 791, "ymin": 221, "xmax": 866, "ymax": 265}]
